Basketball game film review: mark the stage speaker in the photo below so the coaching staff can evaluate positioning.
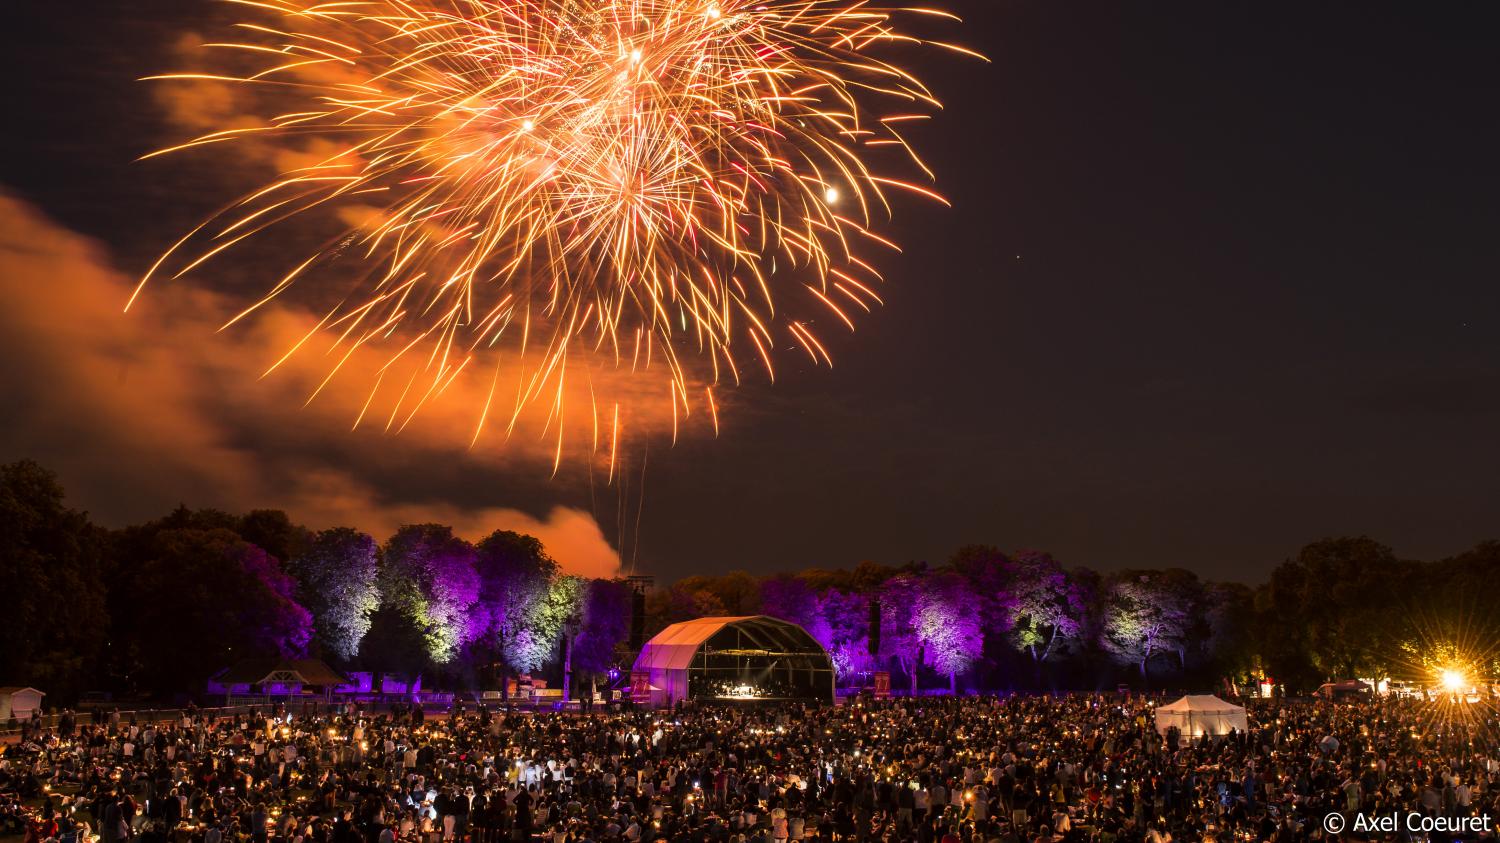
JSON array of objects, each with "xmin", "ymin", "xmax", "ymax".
[{"xmin": 867, "ymin": 597, "xmax": 881, "ymax": 656}]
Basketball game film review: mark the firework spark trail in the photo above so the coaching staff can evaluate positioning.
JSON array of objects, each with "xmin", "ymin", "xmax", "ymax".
[{"xmin": 134, "ymin": 0, "xmax": 977, "ymax": 472}]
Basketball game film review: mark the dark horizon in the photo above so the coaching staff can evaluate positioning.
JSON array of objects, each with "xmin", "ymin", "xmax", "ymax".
[{"xmin": 2, "ymin": 0, "xmax": 1497, "ymax": 585}]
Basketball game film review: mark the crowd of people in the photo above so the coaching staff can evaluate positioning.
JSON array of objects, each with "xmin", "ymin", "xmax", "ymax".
[{"xmin": 2, "ymin": 693, "xmax": 1497, "ymax": 843}]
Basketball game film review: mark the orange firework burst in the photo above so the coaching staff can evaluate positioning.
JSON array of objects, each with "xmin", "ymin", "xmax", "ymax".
[{"xmin": 134, "ymin": 0, "xmax": 976, "ymax": 472}]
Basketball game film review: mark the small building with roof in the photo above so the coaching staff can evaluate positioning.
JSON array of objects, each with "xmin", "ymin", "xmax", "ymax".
[
  {"xmin": 208, "ymin": 659, "xmax": 349, "ymax": 699},
  {"xmin": 0, "ymin": 687, "xmax": 45, "ymax": 721}
]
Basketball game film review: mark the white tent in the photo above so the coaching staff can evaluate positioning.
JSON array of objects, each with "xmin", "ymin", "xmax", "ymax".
[{"xmin": 1154, "ymin": 694, "xmax": 1248, "ymax": 737}]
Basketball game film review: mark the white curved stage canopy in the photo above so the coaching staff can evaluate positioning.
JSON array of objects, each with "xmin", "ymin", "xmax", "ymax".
[{"xmin": 632, "ymin": 615, "xmax": 835, "ymax": 708}]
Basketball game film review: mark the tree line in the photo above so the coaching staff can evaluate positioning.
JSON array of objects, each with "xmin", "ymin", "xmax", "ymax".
[
  {"xmin": 3, "ymin": 459, "xmax": 1496, "ymax": 702},
  {"xmin": 0, "ymin": 460, "xmax": 628, "ymax": 702},
  {"xmin": 654, "ymin": 540, "xmax": 1500, "ymax": 695}
]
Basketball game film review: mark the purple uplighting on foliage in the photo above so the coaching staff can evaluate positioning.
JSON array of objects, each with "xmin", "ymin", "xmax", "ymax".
[
  {"xmin": 288, "ymin": 528, "xmax": 381, "ymax": 661},
  {"xmin": 235, "ymin": 544, "xmax": 314, "ymax": 658}
]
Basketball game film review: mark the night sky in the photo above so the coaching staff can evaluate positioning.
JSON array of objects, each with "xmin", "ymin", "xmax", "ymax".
[{"xmin": 3, "ymin": 1, "xmax": 1497, "ymax": 584}]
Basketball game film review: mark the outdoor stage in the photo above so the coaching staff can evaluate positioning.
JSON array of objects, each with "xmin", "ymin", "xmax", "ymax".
[{"xmin": 631, "ymin": 615, "xmax": 837, "ymax": 709}]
